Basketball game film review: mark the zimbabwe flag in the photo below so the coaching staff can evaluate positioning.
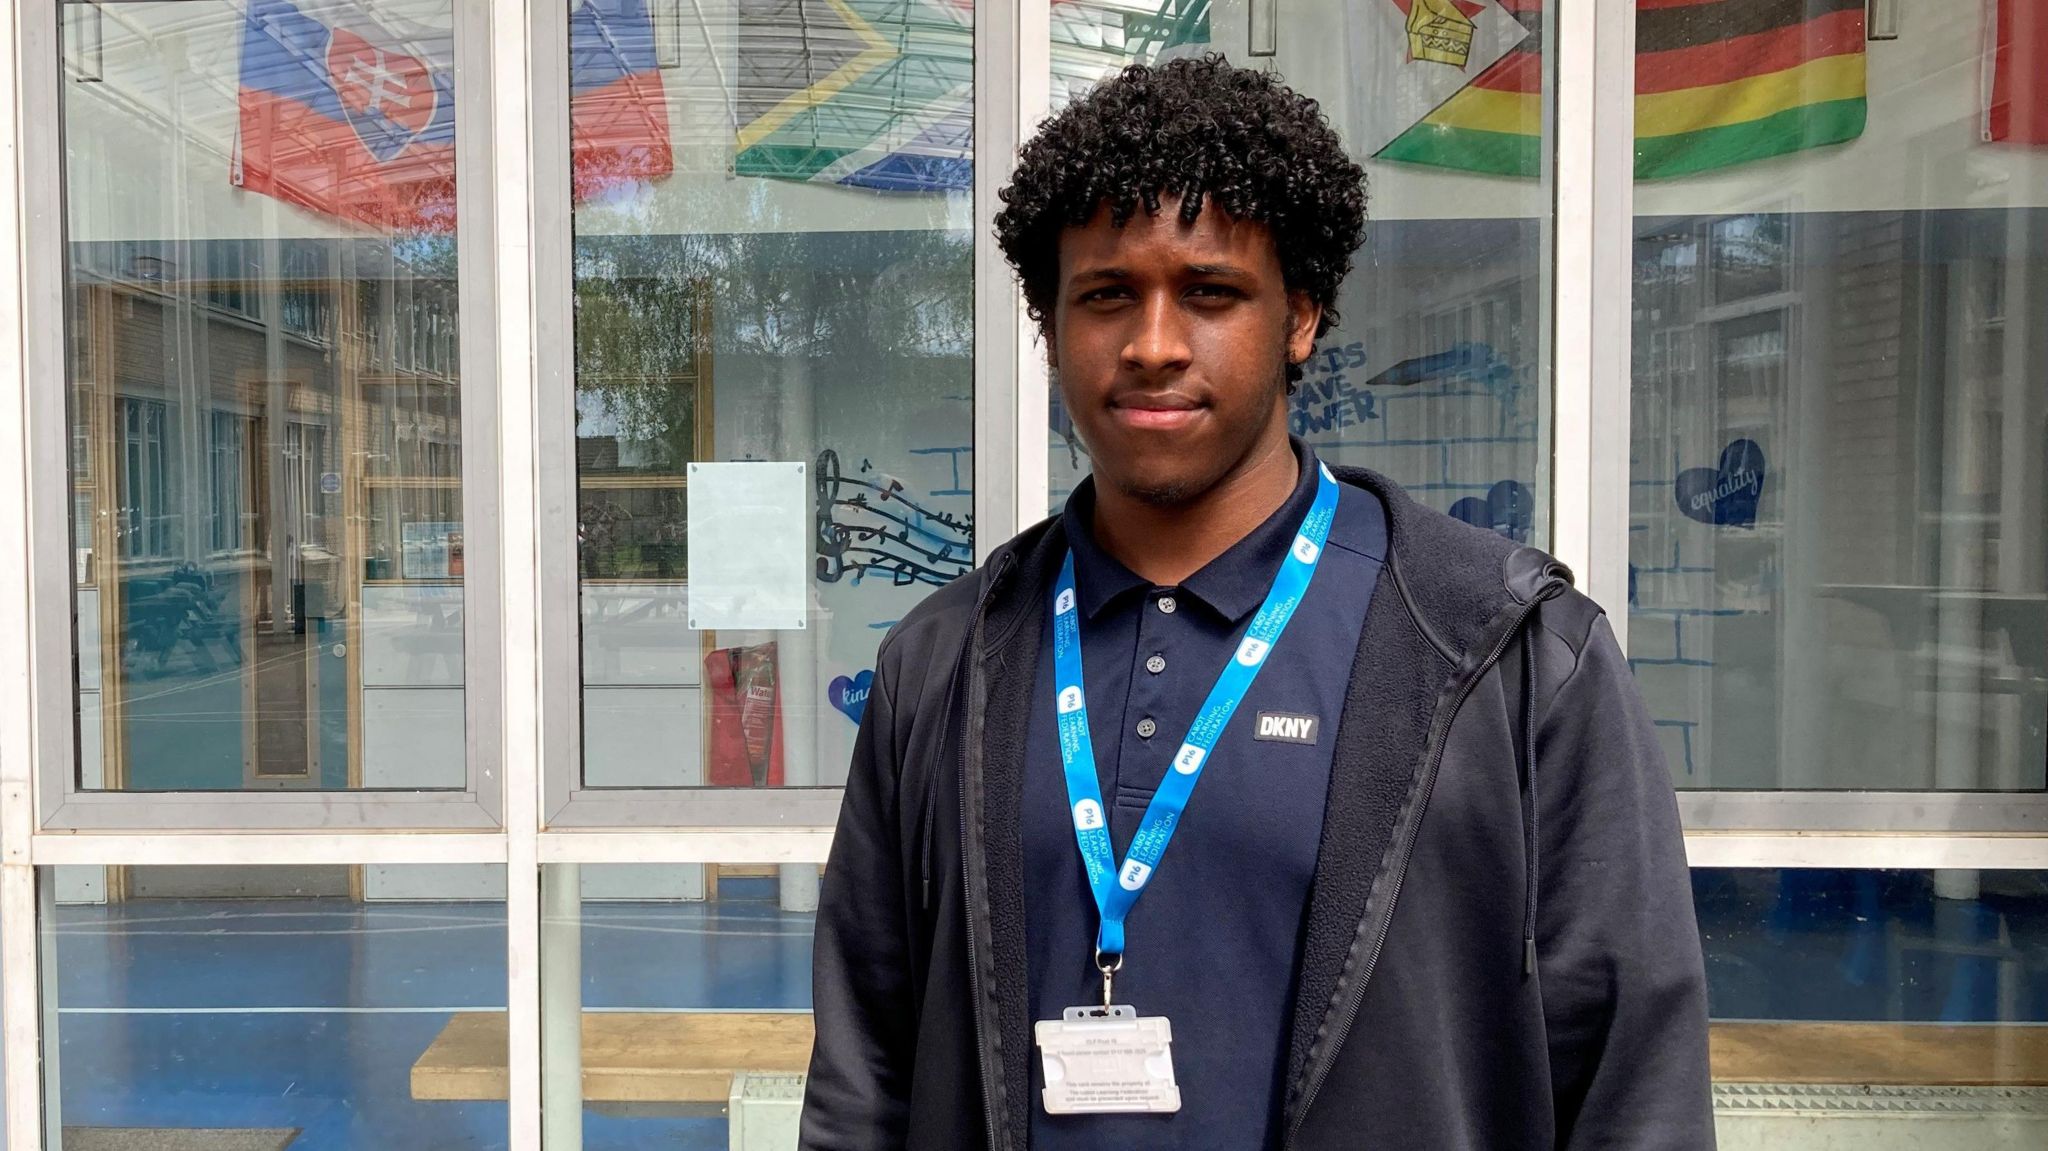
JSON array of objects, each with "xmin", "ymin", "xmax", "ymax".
[
  {"xmin": 1636, "ymin": 0, "xmax": 1867, "ymax": 178},
  {"xmin": 1377, "ymin": 0, "xmax": 1868, "ymax": 179},
  {"xmin": 1375, "ymin": 0, "xmax": 1545, "ymax": 175}
]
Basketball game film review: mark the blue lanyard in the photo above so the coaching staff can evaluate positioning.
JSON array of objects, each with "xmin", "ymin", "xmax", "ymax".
[{"xmin": 1052, "ymin": 463, "xmax": 1340, "ymax": 963}]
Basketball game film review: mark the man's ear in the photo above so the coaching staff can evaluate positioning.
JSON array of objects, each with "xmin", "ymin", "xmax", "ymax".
[{"xmin": 1286, "ymin": 290, "xmax": 1322, "ymax": 366}]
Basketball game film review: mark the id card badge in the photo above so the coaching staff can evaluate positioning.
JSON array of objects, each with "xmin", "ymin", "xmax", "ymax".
[{"xmin": 1035, "ymin": 1005, "xmax": 1182, "ymax": 1115}]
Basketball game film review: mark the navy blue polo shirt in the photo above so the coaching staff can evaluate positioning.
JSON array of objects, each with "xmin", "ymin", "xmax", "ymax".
[{"xmin": 1023, "ymin": 440, "xmax": 1386, "ymax": 1150}]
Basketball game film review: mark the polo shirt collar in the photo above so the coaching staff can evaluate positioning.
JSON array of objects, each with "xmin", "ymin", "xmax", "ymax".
[{"xmin": 1061, "ymin": 438, "xmax": 1324, "ymax": 624}]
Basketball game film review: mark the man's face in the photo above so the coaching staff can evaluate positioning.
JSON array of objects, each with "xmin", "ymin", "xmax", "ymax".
[{"xmin": 1051, "ymin": 198, "xmax": 1320, "ymax": 507}]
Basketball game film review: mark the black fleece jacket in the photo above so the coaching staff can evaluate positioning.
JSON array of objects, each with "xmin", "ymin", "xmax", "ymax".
[{"xmin": 800, "ymin": 466, "xmax": 1715, "ymax": 1151}]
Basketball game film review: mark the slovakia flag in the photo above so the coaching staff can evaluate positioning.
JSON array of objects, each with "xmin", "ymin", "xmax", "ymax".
[
  {"xmin": 235, "ymin": 0, "xmax": 673, "ymax": 232},
  {"xmin": 234, "ymin": 0, "xmax": 459, "ymax": 231}
]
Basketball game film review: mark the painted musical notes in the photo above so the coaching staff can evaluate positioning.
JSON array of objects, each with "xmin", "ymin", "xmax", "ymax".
[{"xmin": 814, "ymin": 449, "xmax": 974, "ymax": 588}]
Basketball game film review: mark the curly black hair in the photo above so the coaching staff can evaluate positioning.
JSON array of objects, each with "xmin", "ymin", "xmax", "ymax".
[{"xmin": 994, "ymin": 55, "xmax": 1368, "ymax": 382}]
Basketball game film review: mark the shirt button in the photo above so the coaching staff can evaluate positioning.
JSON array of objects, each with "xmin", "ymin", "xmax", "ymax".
[
  {"xmin": 1136, "ymin": 717, "xmax": 1158, "ymax": 739},
  {"xmin": 1157, "ymin": 595, "xmax": 1178, "ymax": 615},
  {"xmin": 1145, "ymin": 654, "xmax": 1166, "ymax": 675}
]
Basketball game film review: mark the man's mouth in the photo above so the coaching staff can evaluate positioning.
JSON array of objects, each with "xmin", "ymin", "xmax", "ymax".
[{"xmin": 1110, "ymin": 394, "xmax": 1205, "ymax": 431}]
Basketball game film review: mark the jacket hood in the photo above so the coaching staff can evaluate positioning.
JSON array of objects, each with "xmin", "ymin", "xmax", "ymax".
[{"xmin": 1330, "ymin": 464, "xmax": 1574, "ymax": 660}]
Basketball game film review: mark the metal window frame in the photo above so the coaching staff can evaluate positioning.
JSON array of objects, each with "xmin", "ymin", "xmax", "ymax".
[
  {"xmin": 1681, "ymin": 833, "xmax": 2048, "ymax": 870},
  {"xmin": 1551, "ymin": 0, "xmax": 1633, "ymax": 631},
  {"xmin": 17, "ymin": 0, "xmax": 505, "ymax": 834},
  {"xmin": 1681, "ymin": 792, "xmax": 2048, "ymax": 834},
  {"xmin": 0, "ymin": 1, "xmax": 50, "ymax": 1140},
  {"xmin": 481, "ymin": 0, "xmax": 545, "ymax": 1142}
]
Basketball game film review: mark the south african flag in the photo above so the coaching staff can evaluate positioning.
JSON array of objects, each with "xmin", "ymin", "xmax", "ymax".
[
  {"xmin": 732, "ymin": 0, "xmax": 973, "ymax": 192},
  {"xmin": 1378, "ymin": 0, "xmax": 1869, "ymax": 180}
]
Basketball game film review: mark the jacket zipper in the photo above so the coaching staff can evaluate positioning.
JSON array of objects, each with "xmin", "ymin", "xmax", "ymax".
[
  {"xmin": 1285, "ymin": 595, "xmax": 1550, "ymax": 1148},
  {"xmin": 958, "ymin": 554, "xmax": 1013, "ymax": 1151}
]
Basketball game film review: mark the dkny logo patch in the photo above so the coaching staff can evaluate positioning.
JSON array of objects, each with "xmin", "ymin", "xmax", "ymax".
[{"xmin": 1254, "ymin": 711, "xmax": 1320, "ymax": 745}]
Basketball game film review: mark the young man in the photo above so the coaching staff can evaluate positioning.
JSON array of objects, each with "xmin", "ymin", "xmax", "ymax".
[{"xmin": 803, "ymin": 57, "xmax": 1712, "ymax": 1150}]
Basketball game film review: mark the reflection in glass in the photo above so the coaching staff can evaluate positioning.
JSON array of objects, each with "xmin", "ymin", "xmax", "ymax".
[
  {"xmin": 62, "ymin": 1, "xmax": 468, "ymax": 792},
  {"xmin": 1628, "ymin": 8, "xmax": 2048, "ymax": 792},
  {"xmin": 1697, "ymin": 868, "xmax": 2047, "ymax": 1147},
  {"xmin": 540, "ymin": 863, "xmax": 817, "ymax": 1147},
  {"xmin": 574, "ymin": 271, "xmax": 705, "ymax": 584},
  {"xmin": 1707, "ymin": 213, "xmax": 1791, "ymax": 302},
  {"xmin": 570, "ymin": 0, "xmax": 976, "ymax": 792},
  {"xmin": 45, "ymin": 865, "xmax": 508, "ymax": 1147},
  {"xmin": 1697, "ymin": 869, "xmax": 2048, "ymax": 1028},
  {"xmin": 1043, "ymin": 1, "xmax": 1554, "ymax": 549}
]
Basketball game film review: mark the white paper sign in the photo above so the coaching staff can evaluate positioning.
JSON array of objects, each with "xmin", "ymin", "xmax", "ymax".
[{"xmin": 686, "ymin": 461, "xmax": 809, "ymax": 631}]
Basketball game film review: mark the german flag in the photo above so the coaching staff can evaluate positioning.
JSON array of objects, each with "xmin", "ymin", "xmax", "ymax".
[{"xmin": 1376, "ymin": 0, "xmax": 1868, "ymax": 180}]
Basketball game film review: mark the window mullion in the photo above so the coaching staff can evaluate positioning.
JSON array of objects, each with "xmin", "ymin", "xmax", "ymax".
[{"xmin": 486, "ymin": 0, "xmax": 546, "ymax": 1147}]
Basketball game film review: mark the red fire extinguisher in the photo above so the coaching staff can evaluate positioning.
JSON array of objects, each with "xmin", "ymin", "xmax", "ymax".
[{"xmin": 704, "ymin": 641, "xmax": 784, "ymax": 787}]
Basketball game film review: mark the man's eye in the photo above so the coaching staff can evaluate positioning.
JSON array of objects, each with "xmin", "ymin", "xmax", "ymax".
[
  {"xmin": 1080, "ymin": 288, "xmax": 1131, "ymax": 303},
  {"xmin": 1188, "ymin": 284, "xmax": 1241, "ymax": 300}
]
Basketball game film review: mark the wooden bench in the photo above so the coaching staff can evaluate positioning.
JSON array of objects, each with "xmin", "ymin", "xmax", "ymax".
[
  {"xmin": 1710, "ymin": 1021, "xmax": 2048, "ymax": 1087},
  {"xmin": 412, "ymin": 1012, "xmax": 814, "ymax": 1104},
  {"xmin": 413, "ymin": 1016, "xmax": 2048, "ymax": 1105}
]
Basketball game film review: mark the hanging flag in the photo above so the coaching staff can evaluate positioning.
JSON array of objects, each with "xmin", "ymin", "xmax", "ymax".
[
  {"xmin": 1375, "ymin": 0, "xmax": 1868, "ymax": 180},
  {"xmin": 569, "ymin": 0, "xmax": 676, "ymax": 200},
  {"xmin": 1635, "ymin": 0, "xmax": 1867, "ymax": 178},
  {"xmin": 1363, "ymin": 0, "xmax": 1538, "ymax": 169},
  {"xmin": 733, "ymin": 0, "xmax": 974, "ymax": 193},
  {"xmin": 236, "ymin": 0, "xmax": 672, "ymax": 231},
  {"xmin": 1986, "ymin": 0, "xmax": 2048, "ymax": 145},
  {"xmin": 234, "ymin": 0, "xmax": 459, "ymax": 231}
]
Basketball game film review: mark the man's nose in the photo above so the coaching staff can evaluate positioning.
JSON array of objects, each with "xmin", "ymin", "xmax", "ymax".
[{"xmin": 1121, "ymin": 293, "xmax": 1193, "ymax": 374}]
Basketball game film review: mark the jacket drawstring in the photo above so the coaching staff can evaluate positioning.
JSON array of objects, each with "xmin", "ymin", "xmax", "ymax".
[{"xmin": 1521, "ymin": 630, "xmax": 1540, "ymax": 978}]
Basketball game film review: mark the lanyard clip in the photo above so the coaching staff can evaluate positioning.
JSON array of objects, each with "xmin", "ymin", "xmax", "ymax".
[{"xmin": 1095, "ymin": 949, "xmax": 1123, "ymax": 1009}]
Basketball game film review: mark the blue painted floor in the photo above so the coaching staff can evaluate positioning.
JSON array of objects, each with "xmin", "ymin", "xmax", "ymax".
[{"xmin": 38, "ymin": 871, "xmax": 2048, "ymax": 1149}]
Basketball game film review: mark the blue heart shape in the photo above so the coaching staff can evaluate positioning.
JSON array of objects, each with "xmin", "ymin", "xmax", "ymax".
[
  {"xmin": 829, "ymin": 670, "xmax": 875, "ymax": 726},
  {"xmin": 1449, "ymin": 479, "xmax": 1534, "ymax": 542},
  {"xmin": 1674, "ymin": 439, "xmax": 1766, "ymax": 527}
]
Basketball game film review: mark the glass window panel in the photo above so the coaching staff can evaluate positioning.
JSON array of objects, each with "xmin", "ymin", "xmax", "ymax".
[
  {"xmin": 1044, "ymin": 0, "xmax": 1555, "ymax": 548},
  {"xmin": 569, "ymin": 0, "xmax": 976, "ymax": 791},
  {"xmin": 1628, "ymin": 7, "xmax": 2048, "ymax": 791},
  {"xmin": 1697, "ymin": 868, "xmax": 2047, "ymax": 1147},
  {"xmin": 539, "ymin": 862, "xmax": 816, "ymax": 1146},
  {"xmin": 60, "ymin": 1, "xmax": 470, "ymax": 792},
  {"xmin": 43, "ymin": 864, "xmax": 509, "ymax": 1148}
]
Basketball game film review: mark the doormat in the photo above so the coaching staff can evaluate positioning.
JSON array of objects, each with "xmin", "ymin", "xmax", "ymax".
[{"xmin": 62, "ymin": 1130, "xmax": 298, "ymax": 1151}]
